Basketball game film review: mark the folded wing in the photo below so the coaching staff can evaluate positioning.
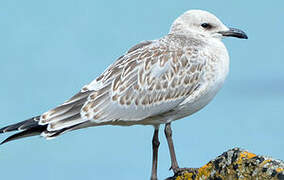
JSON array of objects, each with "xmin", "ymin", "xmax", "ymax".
[
  {"xmin": 80, "ymin": 38, "xmax": 206, "ymax": 124},
  {"xmin": 40, "ymin": 36, "xmax": 206, "ymax": 136}
]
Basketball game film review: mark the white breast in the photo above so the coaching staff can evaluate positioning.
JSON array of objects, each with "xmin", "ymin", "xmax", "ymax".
[{"xmin": 170, "ymin": 38, "xmax": 230, "ymax": 121}]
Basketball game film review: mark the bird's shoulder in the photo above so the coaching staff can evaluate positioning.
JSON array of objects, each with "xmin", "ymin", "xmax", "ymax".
[{"xmin": 84, "ymin": 34, "xmax": 206, "ymax": 90}]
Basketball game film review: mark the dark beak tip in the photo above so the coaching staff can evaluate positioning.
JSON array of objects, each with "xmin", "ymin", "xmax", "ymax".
[
  {"xmin": 220, "ymin": 27, "xmax": 248, "ymax": 40},
  {"xmin": 239, "ymin": 32, "xmax": 248, "ymax": 39}
]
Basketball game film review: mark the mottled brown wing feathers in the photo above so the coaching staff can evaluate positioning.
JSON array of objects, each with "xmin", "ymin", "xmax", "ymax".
[
  {"xmin": 38, "ymin": 36, "xmax": 205, "ymax": 135},
  {"xmin": 81, "ymin": 37, "xmax": 206, "ymax": 123}
]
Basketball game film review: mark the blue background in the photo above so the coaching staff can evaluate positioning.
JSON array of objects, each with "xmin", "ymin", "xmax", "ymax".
[{"xmin": 0, "ymin": 1, "xmax": 283, "ymax": 179}]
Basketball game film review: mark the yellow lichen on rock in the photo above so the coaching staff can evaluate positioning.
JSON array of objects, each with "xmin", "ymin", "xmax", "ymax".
[
  {"xmin": 276, "ymin": 168, "xmax": 284, "ymax": 173},
  {"xmin": 195, "ymin": 162, "xmax": 213, "ymax": 179},
  {"xmin": 168, "ymin": 148, "xmax": 284, "ymax": 180},
  {"xmin": 175, "ymin": 172, "xmax": 195, "ymax": 180},
  {"xmin": 240, "ymin": 151, "xmax": 256, "ymax": 159}
]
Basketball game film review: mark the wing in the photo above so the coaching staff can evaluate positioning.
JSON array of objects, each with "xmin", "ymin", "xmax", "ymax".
[
  {"xmin": 38, "ymin": 41, "xmax": 156, "ymax": 133},
  {"xmin": 39, "ymin": 36, "xmax": 206, "ymax": 134},
  {"xmin": 80, "ymin": 38, "xmax": 206, "ymax": 123}
]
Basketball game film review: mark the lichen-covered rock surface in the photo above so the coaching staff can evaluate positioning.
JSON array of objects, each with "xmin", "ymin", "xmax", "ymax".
[{"xmin": 167, "ymin": 148, "xmax": 284, "ymax": 180}]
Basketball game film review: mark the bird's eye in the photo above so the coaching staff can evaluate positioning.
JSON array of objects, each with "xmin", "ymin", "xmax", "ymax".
[{"xmin": 201, "ymin": 23, "xmax": 212, "ymax": 29}]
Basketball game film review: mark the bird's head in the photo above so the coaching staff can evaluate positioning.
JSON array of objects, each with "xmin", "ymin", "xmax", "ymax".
[{"xmin": 170, "ymin": 10, "xmax": 248, "ymax": 40}]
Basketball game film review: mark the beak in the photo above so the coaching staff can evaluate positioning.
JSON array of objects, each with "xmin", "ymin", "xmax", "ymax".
[{"xmin": 219, "ymin": 27, "xmax": 248, "ymax": 39}]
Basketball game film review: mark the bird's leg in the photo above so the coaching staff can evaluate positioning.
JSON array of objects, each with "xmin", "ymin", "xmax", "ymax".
[
  {"xmin": 164, "ymin": 123, "xmax": 179, "ymax": 173},
  {"xmin": 150, "ymin": 126, "xmax": 160, "ymax": 180}
]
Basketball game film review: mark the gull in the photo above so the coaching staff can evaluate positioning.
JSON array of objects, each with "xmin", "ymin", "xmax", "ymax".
[{"xmin": 0, "ymin": 10, "xmax": 247, "ymax": 180}]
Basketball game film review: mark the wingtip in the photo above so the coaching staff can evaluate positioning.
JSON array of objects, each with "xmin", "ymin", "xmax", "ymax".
[
  {"xmin": 0, "ymin": 133, "xmax": 20, "ymax": 145},
  {"xmin": 0, "ymin": 126, "xmax": 45, "ymax": 145},
  {"xmin": 0, "ymin": 137, "xmax": 11, "ymax": 145},
  {"xmin": 0, "ymin": 127, "xmax": 8, "ymax": 134}
]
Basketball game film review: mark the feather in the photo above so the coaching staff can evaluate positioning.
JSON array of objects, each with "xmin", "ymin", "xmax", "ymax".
[
  {"xmin": 1, "ymin": 125, "xmax": 46, "ymax": 145},
  {"xmin": 0, "ymin": 116, "xmax": 40, "ymax": 133}
]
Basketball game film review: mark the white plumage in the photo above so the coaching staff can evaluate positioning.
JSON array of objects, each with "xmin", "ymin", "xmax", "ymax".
[
  {"xmin": 39, "ymin": 11, "xmax": 232, "ymax": 138},
  {"xmin": 0, "ymin": 9, "xmax": 247, "ymax": 180}
]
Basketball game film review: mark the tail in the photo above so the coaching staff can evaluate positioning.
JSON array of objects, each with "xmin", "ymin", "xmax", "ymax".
[
  {"xmin": 0, "ymin": 116, "xmax": 88, "ymax": 145},
  {"xmin": 0, "ymin": 91, "xmax": 95, "ymax": 145},
  {"xmin": 0, "ymin": 116, "xmax": 47, "ymax": 144}
]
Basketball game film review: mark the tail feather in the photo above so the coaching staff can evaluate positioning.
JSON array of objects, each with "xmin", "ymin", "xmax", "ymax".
[
  {"xmin": 0, "ymin": 125, "xmax": 46, "ymax": 145},
  {"xmin": 0, "ymin": 115, "xmax": 89, "ymax": 145},
  {"xmin": 1, "ymin": 90, "xmax": 93, "ymax": 145},
  {"xmin": 0, "ymin": 116, "xmax": 46, "ymax": 145},
  {"xmin": 0, "ymin": 116, "xmax": 40, "ymax": 133}
]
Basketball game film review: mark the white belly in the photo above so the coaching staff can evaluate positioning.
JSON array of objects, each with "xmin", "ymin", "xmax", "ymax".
[
  {"xmin": 139, "ymin": 77, "xmax": 227, "ymax": 125},
  {"xmin": 175, "ymin": 76, "xmax": 226, "ymax": 119}
]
